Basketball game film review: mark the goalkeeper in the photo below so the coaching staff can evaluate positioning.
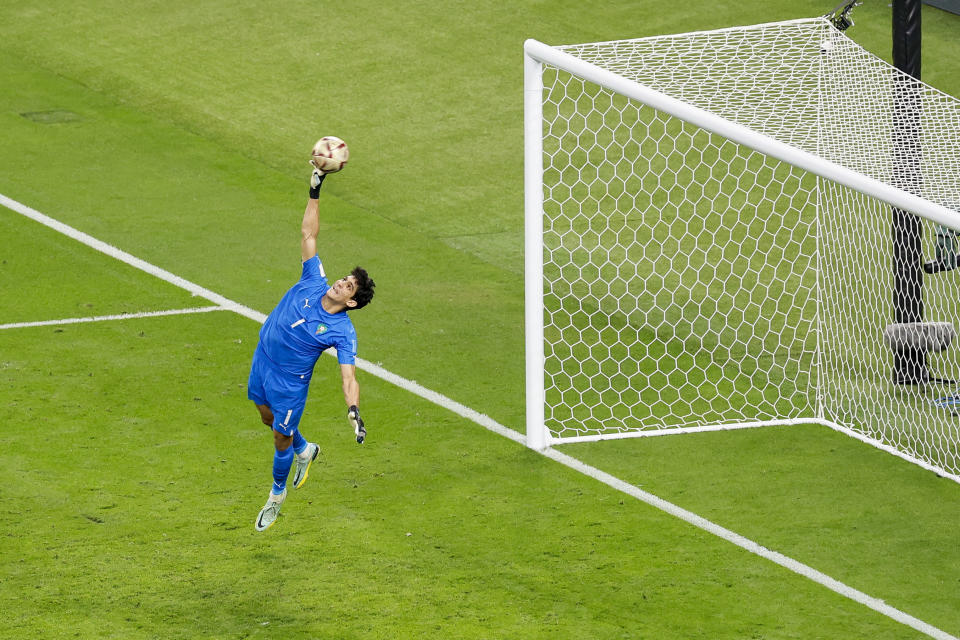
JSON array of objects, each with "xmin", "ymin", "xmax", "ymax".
[{"xmin": 248, "ymin": 164, "xmax": 376, "ymax": 532}]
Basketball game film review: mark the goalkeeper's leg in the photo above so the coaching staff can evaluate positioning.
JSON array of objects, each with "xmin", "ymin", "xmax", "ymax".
[
  {"xmin": 256, "ymin": 429, "xmax": 293, "ymax": 532},
  {"xmin": 292, "ymin": 428, "xmax": 320, "ymax": 489},
  {"xmin": 252, "ymin": 385, "xmax": 307, "ymax": 530}
]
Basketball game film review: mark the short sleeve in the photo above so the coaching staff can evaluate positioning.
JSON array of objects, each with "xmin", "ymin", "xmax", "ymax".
[
  {"xmin": 336, "ymin": 331, "xmax": 357, "ymax": 365},
  {"xmin": 301, "ymin": 255, "xmax": 327, "ymax": 283}
]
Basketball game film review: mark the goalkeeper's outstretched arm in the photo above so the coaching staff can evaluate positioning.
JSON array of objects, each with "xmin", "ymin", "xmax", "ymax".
[
  {"xmin": 341, "ymin": 364, "xmax": 366, "ymax": 443},
  {"xmin": 341, "ymin": 363, "xmax": 359, "ymax": 410},
  {"xmin": 301, "ymin": 171, "xmax": 325, "ymax": 263}
]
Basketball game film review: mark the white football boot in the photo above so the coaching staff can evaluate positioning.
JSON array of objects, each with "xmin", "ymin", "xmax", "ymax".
[
  {"xmin": 254, "ymin": 490, "xmax": 287, "ymax": 532},
  {"xmin": 292, "ymin": 443, "xmax": 320, "ymax": 489}
]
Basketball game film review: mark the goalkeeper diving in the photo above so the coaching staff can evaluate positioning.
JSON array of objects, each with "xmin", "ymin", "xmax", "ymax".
[{"xmin": 247, "ymin": 148, "xmax": 376, "ymax": 532}]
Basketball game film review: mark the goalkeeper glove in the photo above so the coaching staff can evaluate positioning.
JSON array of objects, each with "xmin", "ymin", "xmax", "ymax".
[
  {"xmin": 309, "ymin": 169, "xmax": 326, "ymax": 199},
  {"xmin": 347, "ymin": 405, "xmax": 366, "ymax": 444}
]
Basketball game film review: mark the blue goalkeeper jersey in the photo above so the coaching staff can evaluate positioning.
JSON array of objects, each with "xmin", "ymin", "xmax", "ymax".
[{"xmin": 256, "ymin": 255, "xmax": 358, "ymax": 380}]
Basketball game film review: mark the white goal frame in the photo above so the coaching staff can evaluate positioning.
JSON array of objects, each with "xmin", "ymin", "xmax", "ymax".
[{"xmin": 523, "ymin": 18, "xmax": 960, "ymax": 483}]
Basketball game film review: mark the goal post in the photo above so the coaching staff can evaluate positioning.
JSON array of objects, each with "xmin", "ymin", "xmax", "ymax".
[
  {"xmin": 523, "ymin": 18, "xmax": 960, "ymax": 482},
  {"xmin": 524, "ymin": 48, "xmax": 547, "ymax": 451}
]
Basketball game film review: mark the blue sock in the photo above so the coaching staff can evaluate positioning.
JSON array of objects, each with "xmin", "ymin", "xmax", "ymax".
[
  {"xmin": 292, "ymin": 429, "xmax": 307, "ymax": 456},
  {"xmin": 272, "ymin": 447, "xmax": 294, "ymax": 495}
]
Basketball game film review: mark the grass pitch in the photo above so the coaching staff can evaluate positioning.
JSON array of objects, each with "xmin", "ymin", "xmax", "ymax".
[
  {"xmin": 1, "ymin": 1, "xmax": 960, "ymax": 638},
  {"xmin": 0, "ymin": 310, "xmax": 944, "ymax": 639}
]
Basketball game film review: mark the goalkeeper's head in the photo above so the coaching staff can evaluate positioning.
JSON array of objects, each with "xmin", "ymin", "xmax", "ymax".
[
  {"xmin": 326, "ymin": 267, "xmax": 375, "ymax": 311},
  {"xmin": 348, "ymin": 266, "xmax": 375, "ymax": 310}
]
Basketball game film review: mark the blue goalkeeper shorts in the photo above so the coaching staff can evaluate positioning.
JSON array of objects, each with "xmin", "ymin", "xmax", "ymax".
[{"xmin": 247, "ymin": 348, "xmax": 310, "ymax": 436}]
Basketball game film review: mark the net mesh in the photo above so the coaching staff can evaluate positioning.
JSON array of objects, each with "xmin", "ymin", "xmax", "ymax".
[{"xmin": 537, "ymin": 18, "xmax": 960, "ymax": 478}]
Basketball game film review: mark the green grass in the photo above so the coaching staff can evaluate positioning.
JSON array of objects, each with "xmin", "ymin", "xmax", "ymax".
[
  {"xmin": 1, "ymin": 1, "xmax": 960, "ymax": 638},
  {"xmin": 0, "ymin": 210, "xmax": 207, "ymax": 321},
  {"xmin": 561, "ymin": 425, "xmax": 960, "ymax": 633},
  {"xmin": 2, "ymin": 309, "xmax": 933, "ymax": 639}
]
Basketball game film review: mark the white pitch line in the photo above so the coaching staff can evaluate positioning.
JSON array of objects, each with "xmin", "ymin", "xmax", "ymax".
[
  {"xmin": 0, "ymin": 306, "xmax": 226, "ymax": 331},
  {"xmin": 0, "ymin": 194, "xmax": 267, "ymax": 324},
  {"xmin": 2, "ymin": 192, "xmax": 955, "ymax": 640}
]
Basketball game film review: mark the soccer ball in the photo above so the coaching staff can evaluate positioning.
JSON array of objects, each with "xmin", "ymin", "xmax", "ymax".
[{"xmin": 311, "ymin": 136, "xmax": 349, "ymax": 174}]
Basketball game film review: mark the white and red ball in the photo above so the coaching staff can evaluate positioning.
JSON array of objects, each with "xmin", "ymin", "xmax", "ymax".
[{"xmin": 311, "ymin": 136, "xmax": 349, "ymax": 173}]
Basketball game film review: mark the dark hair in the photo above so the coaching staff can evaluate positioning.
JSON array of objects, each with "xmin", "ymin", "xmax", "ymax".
[{"xmin": 350, "ymin": 266, "xmax": 375, "ymax": 310}]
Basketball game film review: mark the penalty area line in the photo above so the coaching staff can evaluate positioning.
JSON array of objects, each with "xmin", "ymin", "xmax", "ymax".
[
  {"xmin": 0, "ymin": 306, "xmax": 227, "ymax": 331},
  {"xmin": 0, "ymin": 194, "xmax": 267, "ymax": 324},
  {"xmin": 3, "ymin": 192, "xmax": 956, "ymax": 640}
]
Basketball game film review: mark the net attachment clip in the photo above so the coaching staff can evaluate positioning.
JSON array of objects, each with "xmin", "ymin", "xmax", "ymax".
[{"xmin": 825, "ymin": 0, "xmax": 861, "ymax": 31}]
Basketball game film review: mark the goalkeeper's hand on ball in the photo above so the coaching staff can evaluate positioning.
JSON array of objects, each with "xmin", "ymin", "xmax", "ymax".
[
  {"xmin": 348, "ymin": 405, "xmax": 366, "ymax": 444},
  {"xmin": 309, "ymin": 168, "xmax": 326, "ymax": 199}
]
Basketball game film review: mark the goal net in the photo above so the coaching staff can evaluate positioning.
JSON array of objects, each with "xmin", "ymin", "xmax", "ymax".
[{"xmin": 523, "ymin": 18, "xmax": 960, "ymax": 482}]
